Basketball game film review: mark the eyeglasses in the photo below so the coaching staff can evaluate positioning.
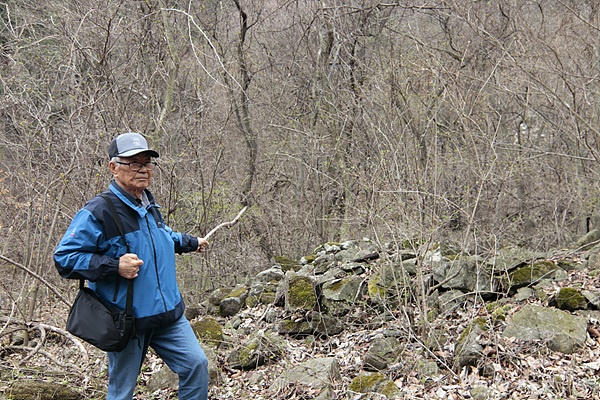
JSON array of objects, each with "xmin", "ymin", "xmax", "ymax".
[{"xmin": 115, "ymin": 161, "xmax": 158, "ymax": 171}]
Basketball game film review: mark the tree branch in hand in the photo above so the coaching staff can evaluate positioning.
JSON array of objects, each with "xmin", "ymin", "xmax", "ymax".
[{"xmin": 204, "ymin": 206, "xmax": 248, "ymax": 240}]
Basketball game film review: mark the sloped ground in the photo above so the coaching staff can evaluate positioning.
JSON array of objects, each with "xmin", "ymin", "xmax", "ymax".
[
  {"xmin": 203, "ymin": 283, "xmax": 600, "ymax": 399},
  {"xmin": 2, "ymin": 268, "xmax": 600, "ymax": 399}
]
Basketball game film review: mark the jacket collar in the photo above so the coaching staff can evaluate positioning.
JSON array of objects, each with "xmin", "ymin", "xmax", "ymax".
[{"xmin": 109, "ymin": 180, "xmax": 158, "ymax": 217}]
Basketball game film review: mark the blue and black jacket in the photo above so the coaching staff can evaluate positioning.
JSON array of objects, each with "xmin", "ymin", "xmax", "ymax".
[{"xmin": 54, "ymin": 181, "xmax": 199, "ymax": 331}]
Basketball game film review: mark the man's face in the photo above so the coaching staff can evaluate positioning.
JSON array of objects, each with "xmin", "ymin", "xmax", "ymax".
[{"xmin": 109, "ymin": 153, "xmax": 154, "ymax": 197}]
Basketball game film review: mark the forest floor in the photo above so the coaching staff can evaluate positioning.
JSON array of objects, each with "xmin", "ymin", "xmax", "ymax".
[{"xmin": 2, "ymin": 268, "xmax": 600, "ymax": 399}]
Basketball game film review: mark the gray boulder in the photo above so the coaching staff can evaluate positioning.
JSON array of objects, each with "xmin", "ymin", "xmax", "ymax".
[
  {"xmin": 503, "ymin": 304, "xmax": 587, "ymax": 353},
  {"xmin": 363, "ymin": 336, "xmax": 402, "ymax": 371},
  {"xmin": 321, "ymin": 275, "xmax": 365, "ymax": 316},
  {"xmin": 270, "ymin": 357, "xmax": 341, "ymax": 393},
  {"xmin": 227, "ymin": 332, "xmax": 285, "ymax": 370}
]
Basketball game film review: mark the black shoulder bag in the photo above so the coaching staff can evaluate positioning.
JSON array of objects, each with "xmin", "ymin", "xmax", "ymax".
[{"xmin": 66, "ymin": 194, "xmax": 135, "ymax": 352}]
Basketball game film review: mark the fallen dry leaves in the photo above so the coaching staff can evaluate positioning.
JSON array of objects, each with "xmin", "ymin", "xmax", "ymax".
[{"xmin": 1, "ymin": 269, "xmax": 600, "ymax": 399}]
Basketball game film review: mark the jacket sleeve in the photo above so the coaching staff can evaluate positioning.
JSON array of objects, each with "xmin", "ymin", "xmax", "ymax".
[
  {"xmin": 162, "ymin": 224, "xmax": 198, "ymax": 254},
  {"xmin": 178, "ymin": 233, "xmax": 199, "ymax": 254},
  {"xmin": 54, "ymin": 208, "xmax": 120, "ymax": 281}
]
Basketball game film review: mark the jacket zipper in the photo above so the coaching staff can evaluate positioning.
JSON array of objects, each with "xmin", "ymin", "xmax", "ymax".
[{"xmin": 146, "ymin": 213, "xmax": 168, "ymax": 312}]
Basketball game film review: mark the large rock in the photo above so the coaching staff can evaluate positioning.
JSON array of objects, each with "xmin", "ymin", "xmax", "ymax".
[
  {"xmin": 455, "ymin": 318, "xmax": 486, "ymax": 368},
  {"xmin": 227, "ymin": 332, "xmax": 285, "ymax": 370},
  {"xmin": 270, "ymin": 357, "xmax": 341, "ymax": 392},
  {"xmin": 321, "ymin": 275, "xmax": 365, "ymax": 316},
  {"xmin": 207, "ymin": 287, "xmax": 232, "ymax": 315},
  {"xmin": 433, "ymin": 254, "xmax": 496, "ymax": 294},
  {"xmin": 506, "ymin": 260, "xmax": 561, "ymax": 290},
  {"xmin": 582, "ymin": 289, "xmax": 600, "ymax": 308},
  {"xmin": 246, "ymin": 266, "xmax": 285, "ymax": 307},
  {"xmin": 219, "ymin": 284, "xmax": 249, "ymax": 317},
  {"xmin": 587, "ymin": 249, "xmax": 600, "ymax": 270},
  {"xmin": 278, "ymin": 311, "xmax": 344, "ymax": 337},
  {"xmin": 491, "ymin": 246, "xmax": 545, "ymax": 272},
  {"xmin": 255, "ymin": 265, "xmax": 286, "ymax": 283},
  {"xmin": 191, "ymin": 316, "xmax": 224, "ymax": 347},
  {"xmin": 284, "ymin": 271, "xmax": 318, "ymax": 312},
  {"xmin": 347, "ymin": 371, "xmax": 401, "ymax": 399},
  {"xmin": 363, "ymin": 336, "xmax": 402, "ymax": 371},
  {"xmin": 502, "ymin": 304, "xmax": 587, "ymax": 353},
  {"xmin": 576, "ymin": 228, "xmax": 600, "ymax": 250},
  {"xmin": 278, "ymin": 318, "xmax": 313, "ymax": 337},
  {"xmin": 308, "ymin": 311, "xmax": 344, "ymax": 336},
  {"xmin": 220, "ymin": 296, "xmax": 243, "ymax": 317},
  {"xmin": 431, "ymin": 289, "xmax": 474, "ymax": 313},
  {"xmin": 367, "ymin": 262, "xmax": 412, "ymax": 304}
]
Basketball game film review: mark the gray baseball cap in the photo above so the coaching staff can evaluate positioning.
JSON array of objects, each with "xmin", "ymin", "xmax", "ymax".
[{"xmin": 108, "ymin": 132, "xmax": 159, "ymax": 159}]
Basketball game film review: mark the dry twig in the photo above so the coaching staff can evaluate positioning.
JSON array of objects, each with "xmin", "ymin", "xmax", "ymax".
[{"xmin": 0, "ymin": 316, "xmax": 88, "ymax": 364}]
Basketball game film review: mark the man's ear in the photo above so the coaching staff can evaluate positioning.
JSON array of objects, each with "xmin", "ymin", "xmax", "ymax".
[{"xmin": 109, "ymin": 161, "xmax": 118, "ymax": 176}]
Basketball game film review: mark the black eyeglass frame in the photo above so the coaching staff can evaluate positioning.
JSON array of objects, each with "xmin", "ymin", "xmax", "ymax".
[{"xmin": 115, "ymin": 161, "xmax": 158, "ymax": 171}]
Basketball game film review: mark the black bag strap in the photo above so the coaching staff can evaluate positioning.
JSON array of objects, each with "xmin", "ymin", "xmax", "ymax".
[
  {"xmin": 100, "ymin": 193, "xmax": 131, "ymax": 253},
  {"xmin": 99, "ymin": 193, "xmax": 134, "ymax": 319}
]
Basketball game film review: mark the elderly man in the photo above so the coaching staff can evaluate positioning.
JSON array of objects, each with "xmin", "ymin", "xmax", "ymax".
[{"xmin": 54, "ymin": 132, "xmax": 209, "ymax": 400}]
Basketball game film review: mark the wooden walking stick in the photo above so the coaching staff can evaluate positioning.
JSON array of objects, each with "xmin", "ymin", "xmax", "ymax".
[{"xmin": 204, "ymin": 206, "xmax": 248, "ymax": 240}]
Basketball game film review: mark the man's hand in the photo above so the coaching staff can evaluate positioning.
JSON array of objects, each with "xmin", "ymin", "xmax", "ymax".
[
  {"xmin": 197, "ymin": 237, "xmax": 209, "ymax": 253},
  {"xmin": 118, "ymin": 253, "xmax": 143, "ymax": 279}
]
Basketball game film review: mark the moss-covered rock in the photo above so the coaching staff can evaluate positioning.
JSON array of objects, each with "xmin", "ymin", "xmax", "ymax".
[
  {"xmin": 285, "ymin": 274, "xmax": 317, "ymax": 311},
  {"xmin": 246, "ymin": 288, "xmax": 276, "ymax": 308},
  {"xmin": 367, "ymin": 272, "xmax": 388, "ymax": 302},
  {"xmin": 227, "ymin": 332, "xmax": 285, "ymax": 370},
  {"xmin": 555, "ymin": 287, "xmax": 587, "ymax": 311},
  {"xmin": 7, "ymin": 380, "xmax": 82, "ymax": 400},
  {"xmin": 348, "ymin": 372, "xmax": 386, "ymax": 393},
  {"xmin": 313, "ymin": 242, "xmax": 342, "ymax": 254},
  {"xmin": 225, "ymin": 285, "xmax": 249, "ymax": 300},
  {"xmin": 278, "ymin": 318, "xmax": 313, "ymax": 336},
  {"xmin": 366, "ymin": 261, "xmax": 414, "ymax": 306},
  {"xmin": 348, "ymin": 372, "xmax": 400, "ymax": 399},
  {"xmin": 321, "ymin": 275, "xmax": 365, "ymax": 316},
  {"xmin": 507, "ymin": 260, "xmax": 559, "ymax": 289},
  {"xmin": 246, "ymin": 279, "xmax": 279, "ymax": 307},
  {"xmin": 485, "ymin": 302, "xmax": 512, "ymax": 322},
  {"xmin": 208, "ymin": 287, "xmax": 232, "ymax": 306},
  {"xmin": 273, "ymin": 255, "xmax": 300, "ymax": 272},
  {"xmin": 191, "ymin": 316, "xmax": 224, "ymax": 347},
  {"xmin": 301, "ymin": 254, "xmax": 317, "ymax": 264}
]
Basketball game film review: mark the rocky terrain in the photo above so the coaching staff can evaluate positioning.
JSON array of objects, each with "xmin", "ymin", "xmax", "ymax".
[{"xmin": 3, "ymin": 235, "xmax": 600, "ymax": 399}]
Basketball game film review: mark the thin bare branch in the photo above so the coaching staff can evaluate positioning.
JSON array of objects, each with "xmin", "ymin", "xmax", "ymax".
[{"xmin": 0, "ymin": 255, "xmax": 70, "ymax": 306}]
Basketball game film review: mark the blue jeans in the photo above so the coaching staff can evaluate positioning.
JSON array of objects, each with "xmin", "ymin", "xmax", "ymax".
[{"xmin": 107, "ymin": 315, "xmax": 209, "ymax": 400}]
